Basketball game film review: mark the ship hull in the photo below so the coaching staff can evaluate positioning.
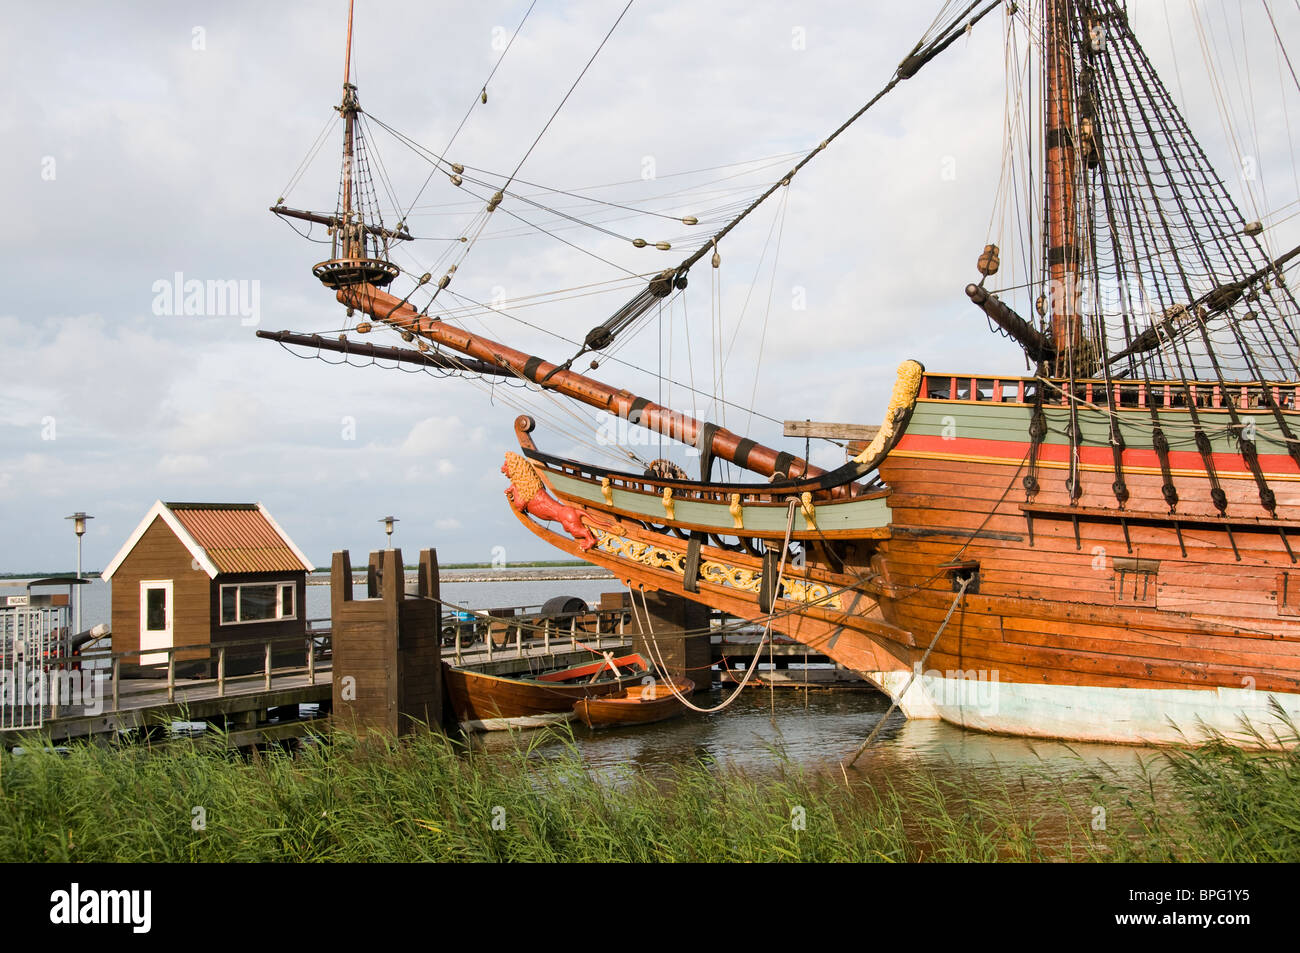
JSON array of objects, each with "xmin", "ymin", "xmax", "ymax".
[
  {"xmin": 869, "ymin": 668, "xmax": 1300, "ymax": 745},
  {"xmin": 871, "ymin": 379, "xmax": 1300, "ymax": 746},
  {"xmin": 502, "ymin": 373, "xmax": 1300, "ymax": 747}
]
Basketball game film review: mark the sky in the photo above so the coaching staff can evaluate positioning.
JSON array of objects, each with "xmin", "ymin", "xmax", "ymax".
[{"xmin": 3, "ymin": 0, "xmax": 1298, "ymax": 573}]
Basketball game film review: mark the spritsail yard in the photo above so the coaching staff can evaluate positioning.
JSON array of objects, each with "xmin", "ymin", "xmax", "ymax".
[{"xmin": 265, "ymin": 1, "xmax": 1300, "ymax": 747}]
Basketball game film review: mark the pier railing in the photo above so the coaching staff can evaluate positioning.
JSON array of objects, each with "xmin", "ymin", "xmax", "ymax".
[
  {"xmin": 32, "ymin": 630, "xmax": 334, "ymax": 722},
  {"xmin": 442, "ymin": 604, "xmax": 635, "ymax": 667}
]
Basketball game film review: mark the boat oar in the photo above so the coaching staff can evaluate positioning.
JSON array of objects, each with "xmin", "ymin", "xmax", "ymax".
[{"xmin": 586, "ymin": 650, "xmax": 622, "ymax": 684}]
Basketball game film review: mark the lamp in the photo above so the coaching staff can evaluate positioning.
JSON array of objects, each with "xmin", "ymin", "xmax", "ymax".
[{"xmin": 64, "ymin": 511, "xmax": 93, "ymax": 636}]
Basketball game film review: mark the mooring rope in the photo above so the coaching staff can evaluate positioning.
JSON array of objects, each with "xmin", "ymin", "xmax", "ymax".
[
  {"xmin": 629, "ymin": 498, "xmax": 800, "ymax": 714},
  {"xmin": 842, "ymin": 575, "xmax": 972, "ymax": 769}
]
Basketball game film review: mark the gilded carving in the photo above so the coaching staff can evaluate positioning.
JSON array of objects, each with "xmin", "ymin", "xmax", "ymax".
[
  {"xmin": 589, "ymin": 528, "xmax": 838, "ymax": 609},
  {"xmin": 853, "ymin": 359, "xmax": 924, "ymax": 464},
  {"xmin": 800, "ymin": 491, "xmax": 817, "ymax": 530}
]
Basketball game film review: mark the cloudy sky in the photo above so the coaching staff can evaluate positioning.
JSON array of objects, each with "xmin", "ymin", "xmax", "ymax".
[{"xmin": 3, "ymin": 1, "xmax": 1298, "ymax": 572}]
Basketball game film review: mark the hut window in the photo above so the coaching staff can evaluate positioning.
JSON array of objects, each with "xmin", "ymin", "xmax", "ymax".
[
  {"xmin": 145, "ymin": 587, "xmax": 168, "ymax": 631},
  {"xmin": 220, "ymin": 582, "xmax": 297, "ymax": 624}
]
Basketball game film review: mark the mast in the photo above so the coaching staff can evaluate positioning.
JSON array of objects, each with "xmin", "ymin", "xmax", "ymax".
[
  {"xmin": 340, "ymin": 0, "xmax": 358, "ymax": 259},
  {"xmin": 1043, "ymin": 0, "xmax": 1082, "ymax": 372},
  {"xmin": 337, "ymin": 283, "xmax": 823, "ymax": 483},
  {"xmin": 291, "ymin": 0, "xmax": 400, "ymax": 290}
]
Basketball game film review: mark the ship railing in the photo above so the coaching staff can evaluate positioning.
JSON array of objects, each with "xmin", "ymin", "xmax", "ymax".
[
  {"xmin": 921, "ymin": 373, "xmax": 1298, "ymax": 411},
  {"xmin": 525, "ymin": 451, "xmax": 881, "ymax": 508}
]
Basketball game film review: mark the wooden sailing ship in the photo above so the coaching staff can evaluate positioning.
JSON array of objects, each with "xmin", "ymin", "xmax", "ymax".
[{"xmin": 268, "ymin": 1, "xmax": 1300, "ymax": 746}]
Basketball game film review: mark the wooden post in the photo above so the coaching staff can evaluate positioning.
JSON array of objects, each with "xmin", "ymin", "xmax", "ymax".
[
  {"xmin": 264, "ymin": 641, "xmax": 272, "ymax": 691},
  {"xmin": 112, "ymin": 657, "xmax": 120, "ymax": 711},
  {"xmin": 366, "ymin": 552, "xmax": 380, "ymax": 599},
  {"xmin": 307, "ymin": 638, "xmax": 315, "ymax": 685},
  {"xmin": 217, "ymin": 647, "xmax": 225, "ymax": 697},
  {"xmin": 630, "ymin": 590, "xmax": 710, "ymax": 694},
  {"xmin": 401, "ymin": 549, "xmax": 444, "ymax": 734},
  {"xmin": 332, "ymin": 548, "xmax": 354, "ymax": 605},
  {"xmin": 167, "ymin": 653, "xmax": 175, "ymax": 703},
  {"xmin": 331, "ymin": 547, "xmax": 444, "ymax": 737}
]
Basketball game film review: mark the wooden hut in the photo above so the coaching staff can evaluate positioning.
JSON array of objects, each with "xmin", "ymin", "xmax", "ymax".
[{"xmin": 101, "ymin": 501, "xmax": 314, "ymax": 675}]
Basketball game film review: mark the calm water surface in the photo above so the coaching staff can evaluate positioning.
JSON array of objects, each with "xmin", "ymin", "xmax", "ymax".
[
  {"xmin": 20, "ymin": 576, "xmax": 1168, "ymax": 794},
  {"xmin": 474, "ymin": 685, "xmax": 1160, "ymax": 788}
]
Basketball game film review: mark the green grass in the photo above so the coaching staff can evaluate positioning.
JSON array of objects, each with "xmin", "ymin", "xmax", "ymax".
[{"xmin": 2, "ymin": 718, "xmax": 1298, "ymax": 862}]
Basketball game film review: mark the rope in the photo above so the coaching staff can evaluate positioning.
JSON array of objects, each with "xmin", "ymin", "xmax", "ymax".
[
  {"xmin": 400, "ymin": 0, "xmax": 540, "ymax": 222},
  {"xmin": 842, "ymin": 575, "xmax": 972, "ymax": 769},
  {"xmin": 629, "ymin": 498, "xmax": 800, "ymax": 714}
]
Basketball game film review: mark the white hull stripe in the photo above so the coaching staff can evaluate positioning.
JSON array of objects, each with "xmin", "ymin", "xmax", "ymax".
[{"xmin": 869, "ymin": 671, "xmax": 1300, "ymax": 747}]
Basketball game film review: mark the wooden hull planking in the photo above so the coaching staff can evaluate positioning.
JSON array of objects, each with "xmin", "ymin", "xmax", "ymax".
[
  {"xmin": 573, "ymin": 678, "xmax": 695, "ymax": 728},
  {"xmin": 443, "ymin": 654, "xmax": 652, "ymax": 731},
  {"xmin": 503, "ymin": 374, "xmax": 1300, "ymax": 746}
]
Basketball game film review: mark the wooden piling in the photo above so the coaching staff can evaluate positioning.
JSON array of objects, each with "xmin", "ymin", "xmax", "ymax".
[
  {"xmin": 630, "ymin": 590, "xmax": 710, "ymax": 693},
  {"xmin": 330, "ymin": 547, "xmax": 445, "ymax": 736}
]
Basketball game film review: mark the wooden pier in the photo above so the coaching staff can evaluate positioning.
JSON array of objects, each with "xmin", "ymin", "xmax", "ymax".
[
  {"xmin": 1, "ymin": 577, "xmax": 867, "ymax": 750},
  {"xmin": 0, "ymin": 630, "xmax": 335, "ymax": 749}
]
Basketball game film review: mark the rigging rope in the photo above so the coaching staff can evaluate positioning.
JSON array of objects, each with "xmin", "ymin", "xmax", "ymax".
[
  {"xmin": 628, "ymin": 497, "xmax": 800, "ymax": 714},
  {"xmin": 842, "ymin": 575, "xmax": 972, "ymax": 769},
  {"xmin": 401, "ymin": 0, "xmax": 540, "ymax": 222}
]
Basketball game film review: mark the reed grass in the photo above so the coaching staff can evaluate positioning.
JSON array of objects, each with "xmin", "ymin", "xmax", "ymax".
[{"xmin": 1, "ymin": 716, "xmax": 1297, "ymax": 862}]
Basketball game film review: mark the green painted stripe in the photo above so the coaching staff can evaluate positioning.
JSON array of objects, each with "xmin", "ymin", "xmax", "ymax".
[
  {"xmin": 544, "ymin": 471, "xmax": 891, "ymax": 532},
  {"xmin": 909, "ymin": 399, "xmax": 1297, "ymax": 455}
]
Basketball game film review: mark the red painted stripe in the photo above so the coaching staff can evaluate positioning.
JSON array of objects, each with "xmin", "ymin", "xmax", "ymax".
[{"xmin": 895, "ymin": 433, "xmax": 1300, "ymax": 476}]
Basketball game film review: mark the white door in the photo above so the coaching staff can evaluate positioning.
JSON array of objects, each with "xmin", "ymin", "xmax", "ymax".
[{"xmin": 139, "ymin": 580, "xmax": 173, "ymax": 665}]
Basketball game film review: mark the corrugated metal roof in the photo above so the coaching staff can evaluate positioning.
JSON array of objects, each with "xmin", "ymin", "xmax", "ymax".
[{"xmin": 167, "ymin": 504, "xmax": 310, "ymax": 575}]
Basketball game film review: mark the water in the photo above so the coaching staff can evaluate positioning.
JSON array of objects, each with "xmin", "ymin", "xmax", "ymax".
[
  {"xmin": 15, "ymin": 574, "xmax": 1166, "ymax": 792},
  {"xmin": 474, "ymin": 684, "xmax": 1157, "ymax": 787}
]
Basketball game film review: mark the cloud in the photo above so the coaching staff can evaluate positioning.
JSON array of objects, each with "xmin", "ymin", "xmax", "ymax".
[
  {"xmin": 157, "ymin": 454, "xmax": 210, "ymax": 475},
  {"xmin": 2, "ymin": 0, "xmax": 1296, "ymax": 573}
]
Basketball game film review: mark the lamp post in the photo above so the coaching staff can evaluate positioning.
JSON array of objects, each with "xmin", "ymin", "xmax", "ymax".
[
  {"xmin": 64, "ymin": 511, "xmax": 93, "ymax": 636},
  {"xmin": 379, "ymin": 515, "xmax": 398, "ymax": 549}
]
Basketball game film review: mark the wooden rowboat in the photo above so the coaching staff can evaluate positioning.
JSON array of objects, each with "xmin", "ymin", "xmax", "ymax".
[
  {"xmin": 573, "ymin": 677, "xmax": 694, "ymax": 729},
  {"xmin": 443, "ymin": 653, "xmax": 652, "ymax": 731}
]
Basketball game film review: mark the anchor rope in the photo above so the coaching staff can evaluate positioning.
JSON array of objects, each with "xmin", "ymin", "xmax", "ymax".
[
  {"xmin": 627, "ymin": 498, "xmax": 799, "ymax": 714},
  {"xmin": 843, "ymin": 575, "xmax": 972, "ymax": 769}
]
